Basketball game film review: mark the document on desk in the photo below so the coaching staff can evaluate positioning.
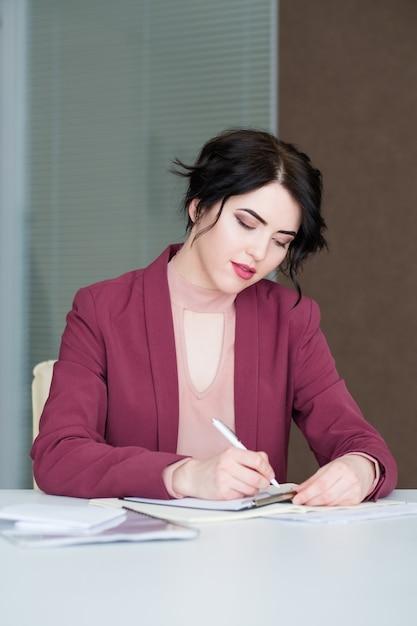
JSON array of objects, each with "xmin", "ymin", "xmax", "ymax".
[
  {"xmin": 0, "ymin": 503, "xmax": 198, "ymax": 548},
  {"xmin": 263, "ymin": 501, "xmax": 417, "ymax": 524},
  {"xmin": 126, "ymin": 483, "xmax": 299, "ymax": 511},
  {"xmin": 0, "ymin": 503, "xmax": 127, "ymax": 529},
  {"xmin": 91, "ymin": 484, "xmax": 299, "ymax": 523},
  {"xmin": 90, "ymin": 487, "xmax": 416, "ymax": 525}
]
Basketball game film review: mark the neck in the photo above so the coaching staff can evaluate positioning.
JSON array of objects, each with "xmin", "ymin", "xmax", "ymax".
[{"xmin": 172, "ymin": 235, "xmax": 205, "ymax": 288}]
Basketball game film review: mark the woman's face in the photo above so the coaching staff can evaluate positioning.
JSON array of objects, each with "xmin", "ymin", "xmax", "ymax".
[{"xmin": 178, "ymin": 182, "xmax": 301, "ymax": 294}]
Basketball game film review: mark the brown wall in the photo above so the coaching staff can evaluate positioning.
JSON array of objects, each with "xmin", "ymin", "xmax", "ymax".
[{"xmin": 279, "ymin": 0, "xmax": 417, "ymax": 487}]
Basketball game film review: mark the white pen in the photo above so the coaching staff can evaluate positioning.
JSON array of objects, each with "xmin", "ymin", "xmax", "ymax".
[{"xmin": 212, "ymin": 418, "xmax": 280, "ymax": 488}]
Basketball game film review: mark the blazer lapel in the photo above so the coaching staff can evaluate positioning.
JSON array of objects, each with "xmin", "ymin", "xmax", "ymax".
[
  {"xmin": 234, "ymin": 285, "xmax": 259, "ymax": 451},
  {"xmin": 143, "ymin": 245, "xmax": 181, "ymax": 453}
]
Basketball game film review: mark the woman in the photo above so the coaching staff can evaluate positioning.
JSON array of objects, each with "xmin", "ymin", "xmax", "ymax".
[{"xmin": 31, "ymin": 128, "xmax": 397, "ymax": 505}]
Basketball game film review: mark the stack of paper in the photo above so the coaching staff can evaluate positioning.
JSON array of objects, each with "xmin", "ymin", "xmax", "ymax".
[
  {"xmin": 0, "ymin": 503, "xmax": 127, "ymax": 532},
  {"xmin": 0, "ymin": 503, "xmax": 198, "ymax": 548}
]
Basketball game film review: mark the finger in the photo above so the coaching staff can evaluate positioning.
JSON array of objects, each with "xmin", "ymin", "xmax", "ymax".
[
  {"xmin": 292, "ymin": 466, "xmax": 344, "ymax": 506},
  {"xmin": 223, "ymin": 448, "xmax": 275, "ymax": 484},
  {"xmin": 229, "ymin": 464, "xmax": 271, "ymax": 493},
  {"xmin": 210, "ymin": 468, "xmax": 267, "ymax": 499},
  {"xmin": 294, "ymin": 480, "xmax": 344, "ymax": 506},
  {"xmin": 294, "ymin": 468, "xmax": 362, "ymax": 506}
]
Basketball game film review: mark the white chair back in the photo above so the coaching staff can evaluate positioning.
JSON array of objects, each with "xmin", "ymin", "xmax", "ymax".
[{"xmin": 32, "ymin": 360, "xmax": 56, "ymax": 440}]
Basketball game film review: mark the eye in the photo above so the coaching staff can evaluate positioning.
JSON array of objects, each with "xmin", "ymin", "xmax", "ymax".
[
  {"xmin": 274, "ymin": 239, "xmax": 291, "ymax": 250},
  {"xmin": 235, "ymin": 216, "xmax": 255, "ymax": 230}
]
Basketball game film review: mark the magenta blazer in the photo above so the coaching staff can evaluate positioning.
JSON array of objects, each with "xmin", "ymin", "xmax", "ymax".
[{"xmin": 31, "ymin": 245, "xmax": 397, "ymax": 499}]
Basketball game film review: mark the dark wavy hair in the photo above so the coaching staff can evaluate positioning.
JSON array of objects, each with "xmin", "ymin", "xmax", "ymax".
[{"xmin": 171, "ymin": 128, "xmax": 327, "ymax": 300}]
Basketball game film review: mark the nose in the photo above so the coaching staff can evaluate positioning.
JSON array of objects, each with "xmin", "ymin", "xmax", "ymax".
[{"xmin": 246, "ymin": 236, "xmax": 269, "ymax": 262}]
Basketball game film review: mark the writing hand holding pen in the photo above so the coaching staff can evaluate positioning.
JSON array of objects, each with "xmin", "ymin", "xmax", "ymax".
[
  {"xmin": 212, "ymin": 418, "xmax": 280, "ymax": 488},
  {"xmin": 171, "ymin": 420, "xmax": 279, "ymax": 500}
]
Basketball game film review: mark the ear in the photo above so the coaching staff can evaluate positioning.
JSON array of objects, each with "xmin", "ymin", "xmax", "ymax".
[{"xmin": 188, "ymin": 198, "xmax": 201, "ymax": 223}]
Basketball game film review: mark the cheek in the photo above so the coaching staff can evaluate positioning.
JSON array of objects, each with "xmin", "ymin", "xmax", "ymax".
[
  {"xmin": 195, "ymin": 229, "xmax": 225, "ymax": 262},
  {"xmin": 202, "ymin": 220, "xmax": 238, "ymax": 254},
  {"xmin": 266, "ymin": 246, "xmax": 288, "ymax": 269}
]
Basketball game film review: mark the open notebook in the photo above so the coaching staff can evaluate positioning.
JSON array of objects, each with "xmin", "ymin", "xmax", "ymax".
[
  {"xmin": 90, "ymin": 485, "xmax": 415, "ymax": 525},
  {"xmin": 125, "ymin": 483, "xmax": 299, "ymax": 511}
]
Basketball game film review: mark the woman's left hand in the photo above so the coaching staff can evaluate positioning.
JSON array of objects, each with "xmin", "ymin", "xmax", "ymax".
[{"xmin": 292, "ymin": 454, "xmax": 377, "ymax": 506}]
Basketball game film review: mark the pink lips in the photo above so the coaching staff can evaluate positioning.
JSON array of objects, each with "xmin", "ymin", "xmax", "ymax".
[{"xmin": 231, "ymin": 262, "xmax": 256, "ymax": 280}]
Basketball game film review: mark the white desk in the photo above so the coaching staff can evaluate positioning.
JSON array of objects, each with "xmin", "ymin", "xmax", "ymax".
[{"xmin": 1, "ymin": 489, "xmax": 416, "ymax": 626}]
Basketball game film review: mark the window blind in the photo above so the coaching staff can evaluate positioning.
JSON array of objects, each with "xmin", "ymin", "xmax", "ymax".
[{"xmin": 6, "ymin": 0, "xmax": 277, "ymax": 485}]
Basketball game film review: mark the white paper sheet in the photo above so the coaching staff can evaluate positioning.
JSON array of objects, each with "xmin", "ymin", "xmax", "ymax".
[
  {"xmin": 0, "ymin": 503, "xmax": 126, "ymax": 530},
  {"xmin": 263, "ymin": 502, "xmax": 417, "ymax": 524}
]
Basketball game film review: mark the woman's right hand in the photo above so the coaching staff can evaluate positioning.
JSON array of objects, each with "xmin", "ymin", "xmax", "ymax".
[{"xmin": 171, "ymin": 446, "xmax": 276, "ymax": 500}]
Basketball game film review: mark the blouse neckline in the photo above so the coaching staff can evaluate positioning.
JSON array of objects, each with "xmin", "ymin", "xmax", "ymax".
[{"xmin": 167, "ymin": 258, "xmax": 236, "ymax": 313}]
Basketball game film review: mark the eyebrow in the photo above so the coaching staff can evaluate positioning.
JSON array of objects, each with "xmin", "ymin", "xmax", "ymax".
[{"xmin": 239, "ymin": 209, "xmax": 297, "ymax": 237}]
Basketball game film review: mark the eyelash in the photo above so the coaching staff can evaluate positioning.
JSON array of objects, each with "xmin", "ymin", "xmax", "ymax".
[
  {"xmin": 236, "ymin": 217, "xmax": 253, "ymax": 230},
  {"xmin": 275, "ymin": 240, "xmax": 287, "ymax": 249},
  {"xmin": 236, "ymin": 217, "xmax": 288, "ymax": 249}
]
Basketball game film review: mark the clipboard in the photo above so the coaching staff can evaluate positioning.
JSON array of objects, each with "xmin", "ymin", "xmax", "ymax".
[
  {"xmin": 251, "ymin": 490, "xmax": 297, "ymax": 508},
  {"xmin": 123, "ymin": 484, "xmax": 298, "ymax": 512}
]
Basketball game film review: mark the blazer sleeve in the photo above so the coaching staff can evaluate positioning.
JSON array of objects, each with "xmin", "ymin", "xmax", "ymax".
[
  {"xmin": 291, "ymin": 299, "xmax": 397, "ymax": 499},
  {"xmin": 31, "ymin": 284, "xmax": 186, "ymax": 499}
]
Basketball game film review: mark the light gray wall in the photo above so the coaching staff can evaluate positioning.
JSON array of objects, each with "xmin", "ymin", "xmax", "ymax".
[{"xmin": 0, "ymin": 0, "xmax": 29, "ymax": 488}]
